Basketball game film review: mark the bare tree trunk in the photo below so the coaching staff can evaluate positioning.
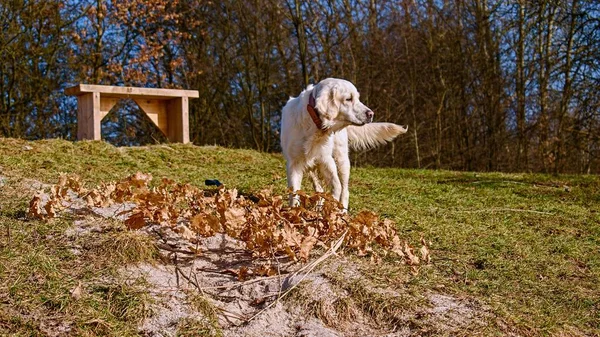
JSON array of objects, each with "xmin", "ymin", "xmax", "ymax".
[
  {"xmin": 403, "ymin": 30, "xmax": 421, "ymax": 169},
  {"xmin": 92, "ymin": 0, "xmax": 105, "ymax": 84},
  {"xmin": 435, "ymin": 90, "xmax": 447, "ymax": 169},
  {"xmin": 287, "ymin": 0, "xmax": 309, "ymax": 87},
  {"xmin": 538, "ymin": 3, "xmax": 556, "ymax": 173},
  {"xmin": 554, "ymin": 0, "xmax": 578, "ymax": 174},
  {"xmin": 516, "ymin": 0, "xmax": 527, "ymax": 171}
]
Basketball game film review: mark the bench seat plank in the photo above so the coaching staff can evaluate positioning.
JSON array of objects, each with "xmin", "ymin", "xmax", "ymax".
[{"xmin": 65, "ymin": 84, "xmax": 199, "ymax": 100}]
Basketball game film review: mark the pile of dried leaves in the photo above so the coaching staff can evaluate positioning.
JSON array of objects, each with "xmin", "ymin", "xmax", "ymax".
[{"xmin": 28, "ymin": 172, "xmax": 430, "ymax": 265}]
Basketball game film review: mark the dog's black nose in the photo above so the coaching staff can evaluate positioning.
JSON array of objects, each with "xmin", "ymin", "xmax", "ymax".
[{"xmin": 366, "ymin": 110, "xmax": 374, "ymax": 122}]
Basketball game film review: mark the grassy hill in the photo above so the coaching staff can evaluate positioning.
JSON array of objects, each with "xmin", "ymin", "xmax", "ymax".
[{"xmin": 0, "ymin": 138, "xmax": 598, "ymax": 336}]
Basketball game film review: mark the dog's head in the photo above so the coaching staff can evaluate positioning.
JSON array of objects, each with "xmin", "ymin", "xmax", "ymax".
[{"xmin": 313, "ymin": 78, "xmax": 373, "ymax": 130}]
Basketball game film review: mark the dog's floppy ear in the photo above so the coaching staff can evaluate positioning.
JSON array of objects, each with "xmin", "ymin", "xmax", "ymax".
[{"xmin": 315, "ymin": 83, "xmax": 339, "ymax": 121}]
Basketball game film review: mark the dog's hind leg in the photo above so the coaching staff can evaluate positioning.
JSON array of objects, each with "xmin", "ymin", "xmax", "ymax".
[
  {"xmin": 308, "ymin": 169, "xmax": 324, "ymax": 210},
  {"xmin": 319, "ymin": 157, "xmax": 342, "ymax": 204}
]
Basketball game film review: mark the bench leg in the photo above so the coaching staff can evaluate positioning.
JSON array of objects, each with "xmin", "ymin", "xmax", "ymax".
[
  {"xmin": 134, "ymin": 99, "xmax": 168, "ymax": 136},
  {"xmin": 167, "ymin": 97, "xmax": 190, "ymax": 143},
  {"xmin": 77, "ymin": 93, "xmax": 102, "ymax": 141}
]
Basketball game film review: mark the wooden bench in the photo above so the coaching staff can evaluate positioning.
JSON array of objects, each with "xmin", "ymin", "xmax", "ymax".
[{"xmin": 65, "ymin": 84, "xmax": 199, "ymax": 143}]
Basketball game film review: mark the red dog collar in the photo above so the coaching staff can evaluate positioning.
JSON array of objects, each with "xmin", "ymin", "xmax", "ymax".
[{"xmin": 307, "ymin": 94, "xmax": 324, "ymax": 130}]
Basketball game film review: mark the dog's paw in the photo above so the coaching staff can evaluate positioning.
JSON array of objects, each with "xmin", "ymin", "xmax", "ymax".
[
  {"xmin": 315, "ymin": 197, "xmax": 324, "ymax": 211},
  {"xmin": 289, "ymin": 194, "xmax": 301, "ymax": 208}
]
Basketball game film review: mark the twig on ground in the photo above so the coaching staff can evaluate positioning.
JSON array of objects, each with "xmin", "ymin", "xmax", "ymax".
[
  {"xmin": 244, "ymin": 231, "xmax": 347, "ymax": 323},
  {"xmin": 175, "ymin": 264, "xmax": 200, "ymax": 291},
  {"xmin": 157, "ymin": 243, "xmax": 198, "ymax": 255},
  {"xmin": 453, "ymin": 208, "xmax": 554, "ymax": 215},
  {"xmin": 470, "ymin": 180, "xmax": 528, "ymax": 185},
  {"xmin": 201, "ymin": 273, "xmax": 290, "ymax": 291},
  {"xmin": 270, "ymin": 245, "xmax": 283, "ymax": 304},
  {"xmin": 173, "ymin": 254, "xmax": 180, "ymax": 287},
  {"xmin": 5, "ymin": 223, "xmax": 10, "ymax": 245},
  {"xmin": 174, "ymin": 264, "xmax": 248, "ymax": 321}
]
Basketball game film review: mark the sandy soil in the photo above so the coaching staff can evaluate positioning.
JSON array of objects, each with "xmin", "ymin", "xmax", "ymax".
[{"xmin": 33, "ymin": 181, "xmax": 492, "ymax": 337}]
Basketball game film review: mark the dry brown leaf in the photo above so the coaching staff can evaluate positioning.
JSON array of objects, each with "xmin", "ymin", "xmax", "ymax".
[
  {"xmin": 125, "ymin": 211, "xmax": 146, "ymax": 230},
  {"xmin": 174, "ymin": 225, "xmax": 196, "ymax": 241},
  {"xmin": 224, "ymin": 267, "xmax": 251, "ymax": 281},
  {"xmin": 44, "ymin": 199, "xmax": 58, "ymax": 218},
  {"xmin": 420, "ymin": 239, "xmax": 431, "ymax": 264},
  {"xmin": 71, "ymin": 282, "xmax": 83, "ymax": 300},
  {"xmin": 130, "ymin": 172, "xmax": 152, "ymax": 188},
  {"xmin": 224, "ymin": 207, "xmax": 246, "ymax": 229},
  {"xmin": 299, "ymin": 235, "xmax": 318, "ymax": 261},
  {"xmin": 254, "ymin": 264, "xmax": 277, "ymax": 277},
  {"xmin": 404, "ymin": 242, "xmax": 420, "ymax": 265},
  {"xmin": 370, "ymin": 253, "xmax": 382, "ymax": 264},
  {"xmin": 156, "ymin": 206, "xmax": 171, "ymax": 224},
  {"xmin": 391, "ymin": 235, "xmax": 405, "ymax": 258},
  {"xmin": 28, "ymin": 194, "xmax": 44, "ymax": 219},
  {"xmin": 66, "ymin": 175, "xmax": 84, "ymax": 193},
  {"xmin": 238, "ymin": 266, "xmax": 250, "ymax": 281}
]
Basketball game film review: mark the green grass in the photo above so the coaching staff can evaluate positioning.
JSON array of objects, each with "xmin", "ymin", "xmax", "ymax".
[
  {"xmin": 351, "ymin": 169, "xmax": 600, "ymax": 335},
  {"xmin": 0, "ymin": 138, "xmax": 285, "ymax": 192},
  {"xmin": 0, "ymin": 159, "xmax": 156, "ymax": 336},
  {"xmin": 178, "ymin": 293, "xmax": 223, "ymax": 337},
  {"xmin": 0, "ymin": 215, "xmax": 152, "ymax": 336},
  {"xmin": 0, "ymin": 138, "xmax": 599, "ymax": 336}
]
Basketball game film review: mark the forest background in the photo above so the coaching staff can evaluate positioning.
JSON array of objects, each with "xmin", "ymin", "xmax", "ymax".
[{"xmin": 1, "ymin": 0, "xmax": 599, "ymax": 173}]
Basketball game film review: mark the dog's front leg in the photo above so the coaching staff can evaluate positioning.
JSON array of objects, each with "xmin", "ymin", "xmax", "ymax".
[
  {"xmin": 286, "ymin": 161, "xmax": 303, "ymax": 207},
  {"xmin": 337, "ymin": 158, "xmax": 350, "ymax": 211}
]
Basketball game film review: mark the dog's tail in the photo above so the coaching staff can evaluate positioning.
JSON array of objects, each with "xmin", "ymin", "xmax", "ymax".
[{"xmin": 347, "ymin": 123, "xmax": 408, "ymax": 151}]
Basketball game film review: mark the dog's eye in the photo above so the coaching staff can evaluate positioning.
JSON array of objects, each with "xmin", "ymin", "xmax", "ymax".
[{"xmin": 346, "ymin": 97, "xmax": 352, "ymax": 102}]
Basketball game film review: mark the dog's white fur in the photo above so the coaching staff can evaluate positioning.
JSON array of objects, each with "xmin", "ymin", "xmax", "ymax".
[{"xmin": 280, "ymin": 78, "xmax": 407, "ymax": 209}]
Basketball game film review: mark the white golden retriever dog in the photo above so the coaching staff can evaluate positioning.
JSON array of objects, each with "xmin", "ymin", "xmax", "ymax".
[{"xmin": 281, "ymin": 78, "xmax": 407, "ymax": 210}]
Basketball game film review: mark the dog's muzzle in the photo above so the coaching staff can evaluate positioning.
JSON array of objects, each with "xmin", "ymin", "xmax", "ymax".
[{"xmin": 366, "ymin": 110, "xmax": 374, "ymax": 123}]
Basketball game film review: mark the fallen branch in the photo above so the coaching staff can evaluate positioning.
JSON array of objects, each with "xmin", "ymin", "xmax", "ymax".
[{"xmin": 244, "ymin": 231, "xmax": 347, "ymax": 323}]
